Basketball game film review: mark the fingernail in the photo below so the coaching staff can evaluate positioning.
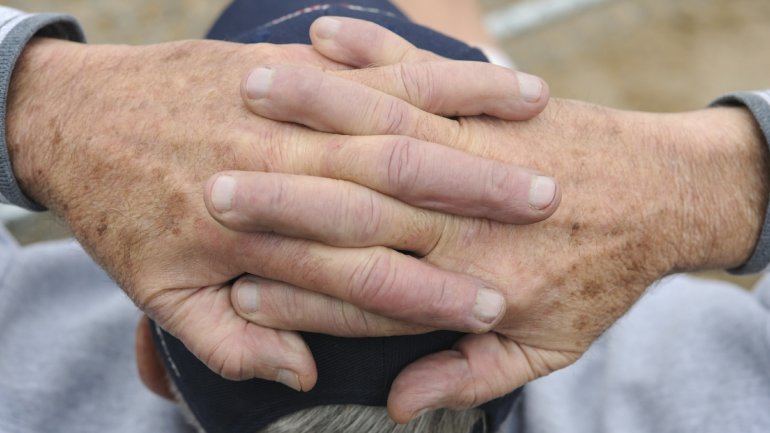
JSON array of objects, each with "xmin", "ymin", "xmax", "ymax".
[
  {"xmin": 211, "ymin": 175, "xmax": 236, "ymax": 213},
  {"xmin": 473, "ymin": 288, "xmax": 505, "ymax": 325},
  {"xmin": 529, "ymin": 176, "xmax": 557, "ymax": 210},
  {"xmin": 236, "ymin": 280, "xmax": 260, "ymax": 313},
  {"xmin": 518, "ymin": 73, "xmax": 543, "ymax": 103},
  {"xmin": 276, "ymin": 369, "xmax": 302, "ymax": 392},
  {"xmin": 246, "ymin": 67, "xmax": 274, "ymax": 99},
  {"xmin": 314, "ymin": 17, "xmax": 341, "ymax": 40}
]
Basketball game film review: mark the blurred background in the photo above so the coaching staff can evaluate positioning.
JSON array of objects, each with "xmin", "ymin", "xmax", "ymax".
[
  {"xmin": 15, "ymin": 0, "xmax": 770, "ymax": 109},
  {"xmin": 7, "ymin": 0, "xmax": 770, "ymax": 284}
]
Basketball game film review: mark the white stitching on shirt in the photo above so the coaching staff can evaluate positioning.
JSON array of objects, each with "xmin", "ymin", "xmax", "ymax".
[
  {"xmin": 256, "ymin": 3, "xmax": 399, "ymax": 31},
  {"xmin": 153, "ymin": 321, "xmax": 182, "ymax": 378}
]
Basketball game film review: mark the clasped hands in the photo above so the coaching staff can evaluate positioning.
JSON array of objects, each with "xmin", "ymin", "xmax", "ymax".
[
  {"xmin": 206, "ymin": 17, "xmax": 768, "ymax": 422},
  {"xmin": 204, "ymin": 17, "xmax": 692, "ymax": 420},
  {"xmin": 202, "ymin": 17, "xmax": 656, "ymax": 420},
  {"xmin": 13, "ymin": 14, "xmax": 766, "ymax": 425}
]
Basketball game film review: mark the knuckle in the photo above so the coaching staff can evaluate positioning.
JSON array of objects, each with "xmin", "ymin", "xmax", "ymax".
[
  {"xmin": 334, "ymin": 302, "xmax": 373, "ymax": 336},
  {"xmin": 457, "ymin": 370, "xmax": 491, "ymax": 409},
  {"xmin": 262, "ymin": 175, "xmax": 291, "ymax": 212},
  {"xmin": 202, "ymin": 336, "xmax": 244, "ymax": 380},
  {"xmin": 457, "ymin": 390, "xmax": 483, "ymax": 410},
  {"xmin": 243, "ymin": 285, "xmax": 291, "ymax": 329},
  {"xmin": 316, "ymin": 134, "xmax": 354, "ymax": 177},
  {"xmin": 483, "ymin": 164, "xmax": 516, "ymax": 206},
  {"xmin": 399, "ymin": 210, "xmax": 444, "ymax": 255},
  {"xmin": 424, "ymin": 274, "xmax": 466, "ymax": 323},
  {"xmin": 356, "ymin": 25, "xmax": 387, "ymax": 65},
  {"xmin": 238, "ymin": 126, "xmax": 288, "ymax": 172},
  {"xmin": 326, "ymin": 186, "xmax": 382, "ymax": 245},
  {"xmin": 398, "ymin": 63, "xmax": 437, "ymax": 111},
  {"xmin": 215, "ymin": 360, "xmax": 243, "ymax": 381},
  {"xmin": 347, "ymin": 250, "xmax": 397, "ymax": 311},
  {"xmin": 451, "ymin": 376, "xmax": 483, "ymax": 410},
  {"xmin": 432, "ymin": 277, "xmax": 451, "ymax": 313},
  {"xmin": 409, "ymin": 110, "xmax": 443, "ymax": 143},
  {"xmin": 293, "ymin": 68, "xmax": 325, "ymax": 111},
  {"xmin": 274, "ymin": 285, "xmax": 308, "ymax": 328},
  {"xmin": 384, "ymin": 136, "xmax": 422, "ymax": 194},
  {"xmin": 373, "ymin": 96, "xmax": 410, "ymax": 135},
  {"xmin": 253, "ymin": 43, "xmax": 279, "ymax": 64},
  {"xmin": 345, "ymin": 190, "xmax": 384, "ymax": 244}
]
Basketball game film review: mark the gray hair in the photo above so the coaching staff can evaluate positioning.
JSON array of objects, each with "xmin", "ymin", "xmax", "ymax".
[
  {"xmin": 258, "ymin": 405, "xmax": 485, "ymax": 433},
  {"xmin": 171, "ymin": 376, "xmax": 485, "ymax": 433}
]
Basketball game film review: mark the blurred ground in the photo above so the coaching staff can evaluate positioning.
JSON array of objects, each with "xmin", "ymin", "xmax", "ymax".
[{"xmin": 12, "ymin": 0, "xmax": 770, "ymax": 285}]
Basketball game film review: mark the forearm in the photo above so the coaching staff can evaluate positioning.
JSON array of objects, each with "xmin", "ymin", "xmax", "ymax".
[{"xmin": 0, "ymin": 7, "xmax": 84, "ymax": 210}]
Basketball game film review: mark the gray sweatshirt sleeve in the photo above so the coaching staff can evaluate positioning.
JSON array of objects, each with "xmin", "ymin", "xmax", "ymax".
[
  {"xmin": 711, "ymin": 91, "xmax": 770, "ymax": 274},
  {"xmin": 0, "ymin": 6, "xmax": 84, "ymax": 211}
]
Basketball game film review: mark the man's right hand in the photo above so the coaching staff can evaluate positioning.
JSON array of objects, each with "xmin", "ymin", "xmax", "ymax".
[
  {"xmin": 6, "ymin": 36, "xmax": 554, "ymax": 389},
  {"xmin": 213, "ymin": 17, "xmax": 770, "ymax": 421}
]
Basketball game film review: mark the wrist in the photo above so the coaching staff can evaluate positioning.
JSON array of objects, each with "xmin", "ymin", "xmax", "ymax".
[
  {"xmin": 660, "ymin": 107, "xmax": 769, "ymax": 272},
  {"xmin": 0, "ymin": 11, "xmax": 84, "ymax": 210},
  {"xmin": 6, "ymin": 38, "xmax": 137, "ymax": 215},
  {"xmin": 6, "ymin": 37, "xmax": 89, "ymax": 208}
]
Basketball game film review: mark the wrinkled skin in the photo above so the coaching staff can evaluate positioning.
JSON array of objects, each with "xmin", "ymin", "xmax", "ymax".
[
  {"xmin": 216, "ymin": 17, "xmax": 770, "ymax": 421},
  {"xmin": 7, "ymin": 35, "xmax": 551, "ymax": 390},
  {"xmin": 8, "ymin": 39, "xmax": 348, "ymax": 387}
]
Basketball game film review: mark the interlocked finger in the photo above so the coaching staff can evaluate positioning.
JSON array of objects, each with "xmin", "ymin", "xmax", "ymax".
[
  {"xmin": 232, "ymin": 234, "xmax": 507, "ymax": 335},
  {"xmin": 148, "ymin": 284, "xmax": 317, "ymax": 388},
  {"xmin": 231, "ymin": 275, "xmax": 432, "ymax": 336},
  {"xmin": 206, "ymin": 170, "xmax": 446, "ymax": 255},
  {"xmin": 242, "ymin": 64, "xmax": 460, "ymax": 143},
  {"xmin": 310, "ymin": 16, "xmax": 443, "ymax": 67},
  {"xmin": 243, "ymin": 63, "xmax": 547, "ymax": 139},
  {"xmin": 213, "ymin": 134, "xmax": 559, "ymax": 227},
  {"xmin": 333, "ymin": 62, "xmax": 548, "ymax": 120},
  {"xmin": 387, "ymin": 334, "xmax": 580, "ymax": 422}
]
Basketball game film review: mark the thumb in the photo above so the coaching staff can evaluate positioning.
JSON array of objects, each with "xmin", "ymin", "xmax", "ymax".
[
  {"xmin": 148, "ymin": 285, "xmax": 318, "ymax": 390},
  {"xmin": 387, "ymin": 333, "xmax": 580, "ymax": 423}
]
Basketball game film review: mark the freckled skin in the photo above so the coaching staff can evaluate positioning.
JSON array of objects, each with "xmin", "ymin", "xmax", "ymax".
[
  {"xmin": 106, "ymin": 16, "xmax": 770, "ymax": 413},
  {"xmin": 6, "ymin": 37, "xmax": 351, "ymax": 381},
  {"xmin": 8, "ymin": 31, "xmax": 770, "ymax": 410},
  {"xmin": 401, "ymin": 100, "xmax": 770, "ymax": 388},
  {"xmin": 222, "ymin": 74, "xmax": 770, "ymax": 411}
]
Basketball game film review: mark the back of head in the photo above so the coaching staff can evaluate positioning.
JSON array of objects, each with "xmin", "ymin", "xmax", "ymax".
[
  {"xmin": 173, "ymin": 389, "xmax": 486, "ymax": 433},
  {"xmin": 152, "ymin": 323, "xmax": 513, "ymax": 433},
  {"xmin": 260, "ymin": 405, "xmax": 484, "ymax": 433}
]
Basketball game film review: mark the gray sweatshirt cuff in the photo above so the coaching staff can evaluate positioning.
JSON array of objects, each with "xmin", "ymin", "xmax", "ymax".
[
  {"xmin": 711, "ymin": 91, "xmax": 770, "ymax": 274},
  {"xmin": 0, "ymin": 10, "xmax": 85, "ymax": 211}
]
